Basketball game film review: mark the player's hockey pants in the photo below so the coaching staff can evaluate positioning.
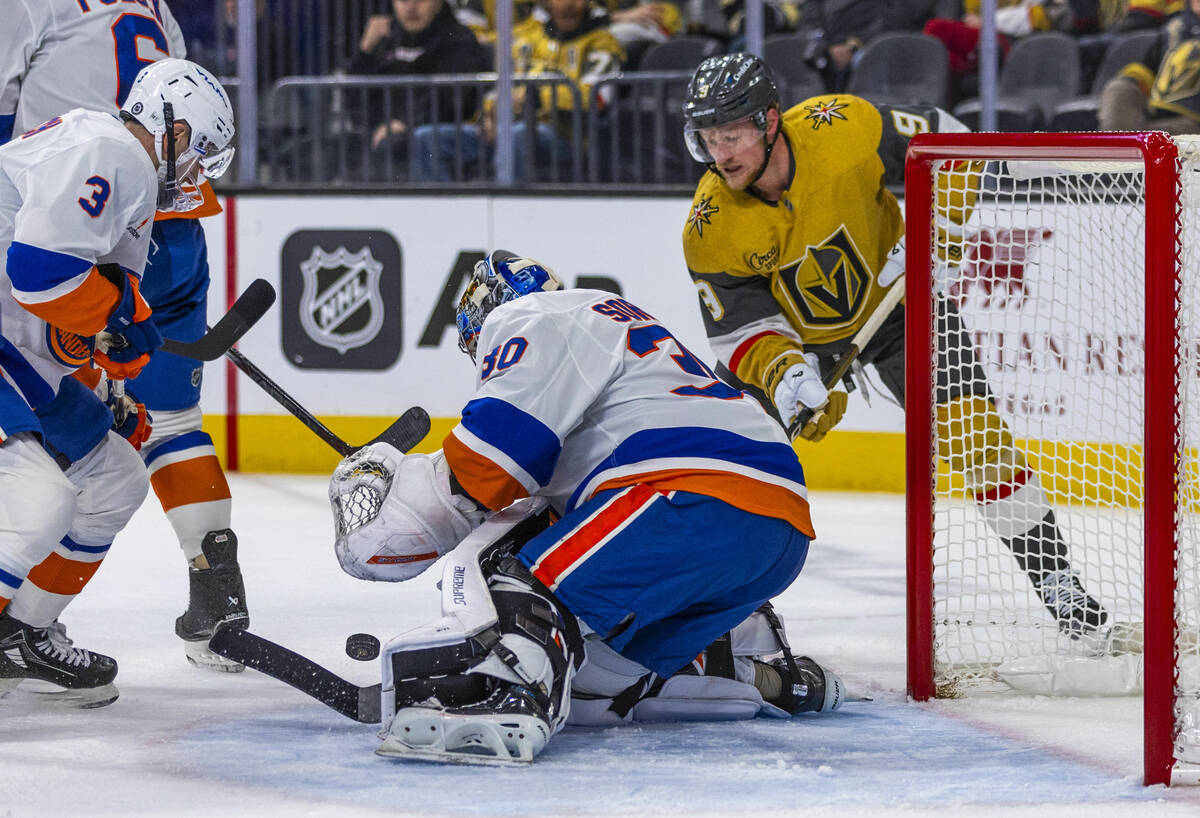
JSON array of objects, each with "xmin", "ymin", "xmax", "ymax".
[{"xmin": 517, "ymin": 486, "xmax": 809, "ymax": 678}]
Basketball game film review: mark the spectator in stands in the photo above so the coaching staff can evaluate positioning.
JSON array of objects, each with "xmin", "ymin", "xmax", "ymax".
[
  {"xmin": 415, "ymin": 0, "xmax": 624, "ymax": 183},
  {"xmin": 1099, "ymin": 0, "xmax": 1200, "ymax": 132},
  {"xmin": 449, "ymin": 0, "xmax": 544, "ymax": 44},
  {"xmin": 347, "ymin": 0, "xmax": 489, "ymax": 177},
  {"xmin": 739, "ymin": 0, "xmax": 936, "ymax": 91},
  {"xmin": 605, "ymin": 1, "xmax": 687, "ymax": 68},
  {"xmin": 212, "ymin": 0, "xmax": 323, "ymax": 83},
  {"xmin": 1112, "ymin": 0, "xmax": 1183, "ymax": 31},
  {"xmin": 923, "ymin": 0, "xmax": 1081, "ymax": 102}
]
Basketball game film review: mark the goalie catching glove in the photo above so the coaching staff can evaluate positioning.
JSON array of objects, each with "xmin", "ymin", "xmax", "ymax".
[
  {"xmin": 772, "ymin": 352, "xmax": 848, "ymax": 442},
  {"xmin": 329, "ymin": 443, "xmax": 486, "ymax": 582}
]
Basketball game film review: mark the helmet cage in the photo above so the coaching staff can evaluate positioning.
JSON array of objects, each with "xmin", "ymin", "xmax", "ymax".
[{"xmin": 456, "ymin": 251, "xmax": 563, "ymax": 361}]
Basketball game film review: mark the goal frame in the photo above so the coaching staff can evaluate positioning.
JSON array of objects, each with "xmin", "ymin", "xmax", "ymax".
[{"xmin": 903, "ymin": 131, "xmax": 1181, "ymax": 787}]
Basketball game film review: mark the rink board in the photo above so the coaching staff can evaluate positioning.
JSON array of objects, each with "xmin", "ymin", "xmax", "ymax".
[{"xmin": 194, "ymin": 193, "xmax": 1145, "ymax": 501}]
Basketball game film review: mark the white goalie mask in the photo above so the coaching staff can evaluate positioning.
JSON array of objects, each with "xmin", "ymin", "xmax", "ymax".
[{"xmin": 120, "ymin": 58, "xmax": 235, "ymax": 212}]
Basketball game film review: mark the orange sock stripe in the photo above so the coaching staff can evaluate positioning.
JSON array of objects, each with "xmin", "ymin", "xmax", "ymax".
[
  {"xmin": 150, "ymin": 455, "xmax": 232, "ymax": 511},
  {"xmin": 25, "ymin": 553, "xmax": 103, "ymax": 596}
]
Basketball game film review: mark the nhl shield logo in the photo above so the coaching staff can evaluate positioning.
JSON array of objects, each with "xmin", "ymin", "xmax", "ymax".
[
  {"xmin": 298, "ymin": 245, "xmax": 385, "ymax": 354},
  {"xmin": 282, "ymin": 229, "xmax": 403, "ymax": 370}
]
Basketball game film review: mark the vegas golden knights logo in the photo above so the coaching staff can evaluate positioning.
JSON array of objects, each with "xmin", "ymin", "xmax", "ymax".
[{"xmin": 781, "ymin": 227, "xmax": 870, "ymax": 326}]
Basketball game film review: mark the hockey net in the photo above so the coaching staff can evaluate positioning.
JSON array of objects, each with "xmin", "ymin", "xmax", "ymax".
[{"xmin": 904, "ymin": 132, "xmax": 1200, "ymax": 786}]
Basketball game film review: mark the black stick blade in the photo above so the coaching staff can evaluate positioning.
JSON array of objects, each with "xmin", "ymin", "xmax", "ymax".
[
  {"xmin": 208, "ymin": 627, "xmax": 381, "ymax": 723},
  {"xmin": 161, "ymin": 279, "xmax": 277, "ymax": 360},
  {"xmin": 365, "ymin": 406, "xmax": 431, "ymax": 454}
]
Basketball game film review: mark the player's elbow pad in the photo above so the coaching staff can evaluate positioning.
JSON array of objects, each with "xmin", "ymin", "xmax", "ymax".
[
  {"xmin": 6, "ymin": 244, "xmax": 125, "ymax": 336},
  {"xmin": 329, "ymin": 444, "xmax": 486, "ymax": 582}
]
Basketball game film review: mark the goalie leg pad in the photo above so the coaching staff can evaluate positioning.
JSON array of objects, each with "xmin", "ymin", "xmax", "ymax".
[
  {"xmin": 569, "ymin": 634, "xmax": 766, "ymax": 725},
  {"xmin": 377, "ymin": 505, "xmax": 582, "ymax": 764}
]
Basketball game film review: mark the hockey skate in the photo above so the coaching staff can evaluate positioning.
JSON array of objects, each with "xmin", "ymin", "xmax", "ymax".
[
  {"xmin": 754, "ymin": 655, "xmax": 846, "ymax": 714},
  {"xmin": 1033, "ymin": 569, "xmax": 1109, "ymax": 639},
  {"xmin": 175, "ymin": 529, "xmax": 249, "ymax": 672},
  {"xmin": 377, "ymin": 684, "xmax": 554, "ymax": 765},
  {"xmin": 0, "ymin": 613, "xmax": 118, "ymax": 708}
]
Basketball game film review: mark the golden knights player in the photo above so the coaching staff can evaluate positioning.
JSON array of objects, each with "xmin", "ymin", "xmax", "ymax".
[
  {"xmin": 1099, "ymin": 0, "xmax": 1200, "ymax": 133},
  {"xmin": 680, "ymin": 53, "xmax": 1108, "ymax": 639}
]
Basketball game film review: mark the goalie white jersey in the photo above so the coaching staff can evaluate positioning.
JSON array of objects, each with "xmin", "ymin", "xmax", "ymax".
[
  {"xmin": 0, "ymin": 0, "xmax": 185, "ymax": 141},
  {"xmin": 443, "ymin": 289, "xmax": 814, "ymax": 537}
]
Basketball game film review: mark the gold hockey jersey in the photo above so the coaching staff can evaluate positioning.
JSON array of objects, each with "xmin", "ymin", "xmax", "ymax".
[{"xmin": 682, "ymin": 95, "xmax": 964, "ymax": 397}]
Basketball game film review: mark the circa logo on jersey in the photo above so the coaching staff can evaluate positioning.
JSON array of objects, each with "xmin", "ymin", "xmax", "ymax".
[
  {"xmin": 781, "ymin": 226, "xmax": 870, "ymax": 327},
  {"xmin": 802, "ymin": 98, "xmax": 850, "ymax": 130},
  {"xmin": 747, "ymin": 245, "xmax": 779, "ymax": 272},
  {"xmin": 687, "ymin": 195, "xmax": 719, "ymax": 237},
  {"xmin": 281, "ymin": 230, "xmax": 403, "ymax": 370}
]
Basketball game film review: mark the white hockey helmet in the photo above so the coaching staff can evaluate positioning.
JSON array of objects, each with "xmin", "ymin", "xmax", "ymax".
[{"xmin": 120, "ymin": 58, "xmax": 236, "ymax": 212}]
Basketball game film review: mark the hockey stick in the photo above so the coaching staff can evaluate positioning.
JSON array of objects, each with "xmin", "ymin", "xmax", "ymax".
[
  {"xmin": 787, "ymin": 275, "xmax": 906, "ymax": 441},
  {"xmin": 208, "ymin": 627, "xmax": 382, "ymax": 724},
  {"xmin": 160, "ymin": 279, "xmax": 277, "ymax": 361},
  {"xmin": 222, "ymin": 343, "xmax": 431, "ymax": 456}
]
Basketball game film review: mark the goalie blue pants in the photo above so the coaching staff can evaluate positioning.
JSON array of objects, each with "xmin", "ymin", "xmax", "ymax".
[{"xmin": 517, "ymin": 485, "xmax": 809, "ymax": 678}]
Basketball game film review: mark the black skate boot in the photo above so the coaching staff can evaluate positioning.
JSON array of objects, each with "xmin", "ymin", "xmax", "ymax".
[
  {"xmin": 753, "ymin": 655, "xmax": 846, "ymax": 714},
  {"xmin": 0, "ymin": 612, "xmax": 118, "ymax": 708},
  {"xmin": 175, "ymin": 529, "xmax": 249, "ymax": 672},
  {"xmin": 1032, "ymin": 569, "xmax": 1109, "ymax": 639}
]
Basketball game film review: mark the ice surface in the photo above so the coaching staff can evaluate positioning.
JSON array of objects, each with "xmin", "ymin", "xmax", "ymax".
[{"xmin": 3, "ymin": 479, "xmax": 1199, "ymax": 817}]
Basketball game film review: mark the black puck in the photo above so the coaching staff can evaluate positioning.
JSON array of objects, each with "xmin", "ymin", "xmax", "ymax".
[{"xmin": 345, "ymin": 632, "xmax": 381, "ymax": 661}]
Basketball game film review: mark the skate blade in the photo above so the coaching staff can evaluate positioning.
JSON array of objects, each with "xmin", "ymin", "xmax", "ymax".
[
  {"xmin": 376, "ymin": 708, "xmax": 548, "ymax": 765},
  {"xmin": 17, "ymin": 679, "xmax": 119, "ymax": 709},
  {"xmin": 183, "ymin": 639, "xmax": 246, "ymax": 673}
]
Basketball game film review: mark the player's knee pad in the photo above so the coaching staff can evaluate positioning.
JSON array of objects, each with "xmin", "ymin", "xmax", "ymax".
[
  {"xmin": 380, "ymin": 499, "xmax": 584, "ymax": 734},
  {"xmin": 63, "ymin": 431, "xmax": 150, "ymax": 543}
]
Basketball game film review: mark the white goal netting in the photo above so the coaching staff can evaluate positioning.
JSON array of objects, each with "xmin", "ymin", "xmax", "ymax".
[{"xmin": 919, "ymin": 138, "xmax": 1200, "ymax": 772}]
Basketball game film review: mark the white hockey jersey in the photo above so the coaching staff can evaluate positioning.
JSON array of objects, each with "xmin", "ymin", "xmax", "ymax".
[
  {"xmin": 0, "ymin": 0, "xmax": 185, "ymax": 141},
  {"xmin": 0, "ymin": 109, "xmax": 156, "ymax": 436},
  {"xmin": 443, "ymin": 290, "xmax": 815, "ymax": 537}
]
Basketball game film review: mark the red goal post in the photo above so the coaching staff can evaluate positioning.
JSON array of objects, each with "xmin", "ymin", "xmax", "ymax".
[{"xmin": 903, "ymin": 132, "xmax": 1199, "ymax": 787}]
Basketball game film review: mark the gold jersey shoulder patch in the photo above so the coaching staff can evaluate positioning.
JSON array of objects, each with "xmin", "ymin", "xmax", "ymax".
[
  {"xmin": 687, "ymin": 194, "xmax": 720, "ymax": 238},
  {"xmin": 802, "ymin": 97, "xmax": 851, "ymax": 130}
]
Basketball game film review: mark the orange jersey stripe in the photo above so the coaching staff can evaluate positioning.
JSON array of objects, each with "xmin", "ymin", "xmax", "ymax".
[
  {"xmin": 592, "ymin": 469, "xmax": 815, "ymax": 538},
  {"xmin": 149, "ymin": 455, "xmax": 232, "ymax": 510},
  {"xmin": 26, "ymin": 553, "xmax": 103, "ymax": 596},
  {"xmin": 154, "ymin": 180, "xmax": 222, "ymax": 221},
  {"xmin": 444, "ymin": 431, "xmax": 530, "ymax": 511},
  {"xmin": 532, "ymin": 484, "xmax": 660, "ymax": 590},
  {"xmin": 21, "ymin": 267, "xmax": 120, "ymax": 336}
]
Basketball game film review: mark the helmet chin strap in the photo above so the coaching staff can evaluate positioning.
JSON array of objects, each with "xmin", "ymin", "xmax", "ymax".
[
  {"xmin": 707, "ymin": 108, "xmax": 782, "ymax": 192},
  {"xmin": 746, "ymin": 110, "xmax": 783, "ymax": 194},
  {"xmin": 159, "ymin": 102, "xmax": 179, "ymax": 210}
]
